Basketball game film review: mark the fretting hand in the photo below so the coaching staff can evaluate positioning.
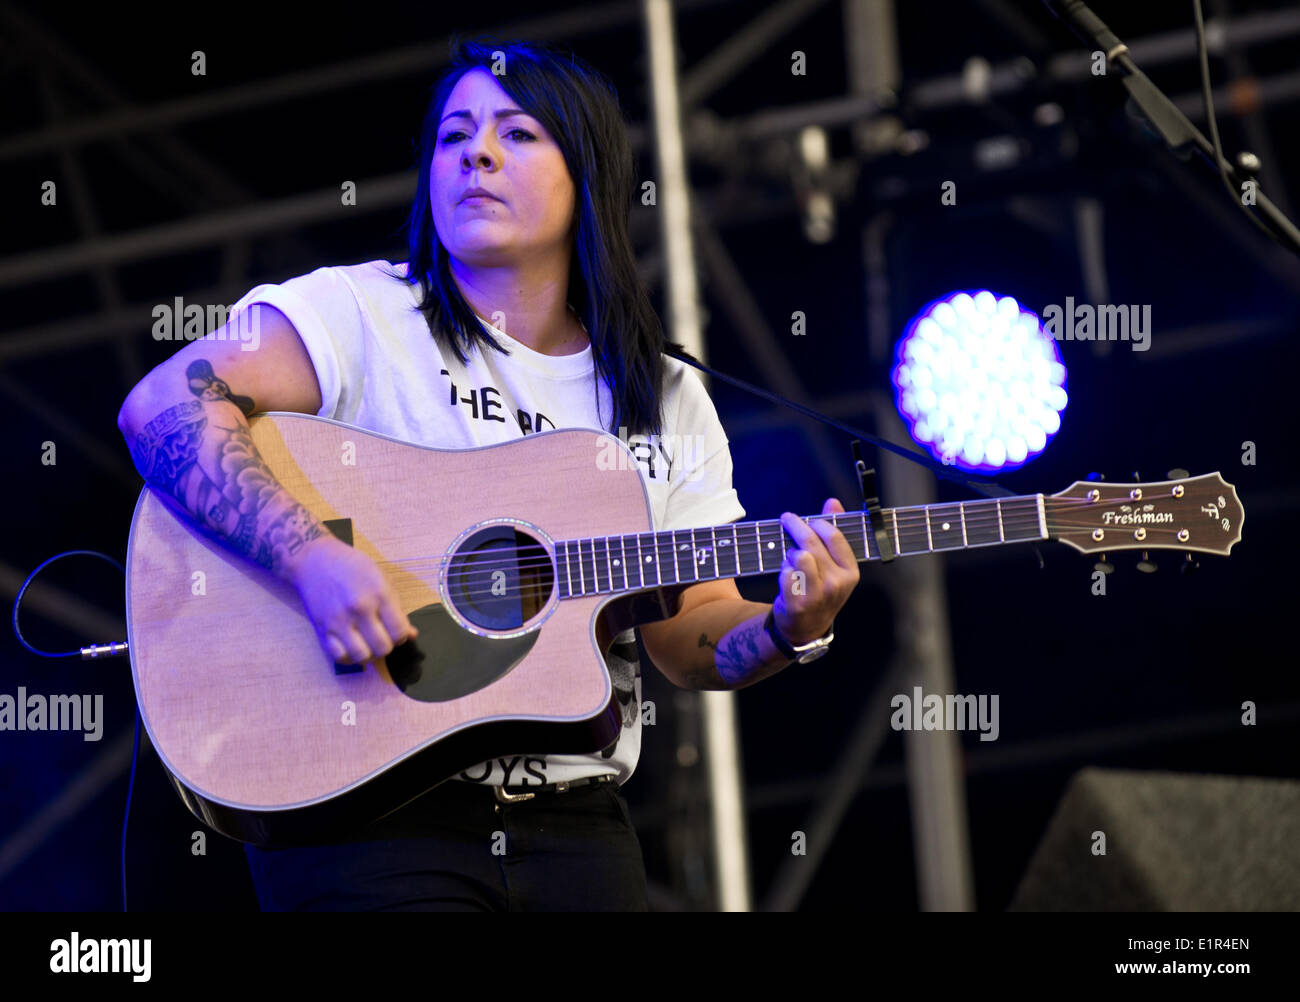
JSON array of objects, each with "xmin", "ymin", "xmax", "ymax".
[{"xmin": 772, "ymin": 497, "xmax": 860, "ymax": 645}]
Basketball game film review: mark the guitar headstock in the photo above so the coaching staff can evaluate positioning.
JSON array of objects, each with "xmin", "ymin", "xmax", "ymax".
[{"xmin": 1047, "ymin": 472, "xmax": 1243, "ymax": 557}]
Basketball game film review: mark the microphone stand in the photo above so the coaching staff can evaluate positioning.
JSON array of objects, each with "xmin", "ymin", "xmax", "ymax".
[{"xmin": 1043, "ymin": 0, "xmax": 1300, "ymax": 255}]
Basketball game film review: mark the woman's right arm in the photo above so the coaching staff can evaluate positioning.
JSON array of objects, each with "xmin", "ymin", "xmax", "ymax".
[{"xmin": 116, "ymin": 303, "xmax": 415, "ymax": 665}]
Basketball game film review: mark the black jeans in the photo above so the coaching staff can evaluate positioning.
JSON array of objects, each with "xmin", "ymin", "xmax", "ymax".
[{"xmin": 243, "ymin": 780, "xmax": 649, "ymax": 911}]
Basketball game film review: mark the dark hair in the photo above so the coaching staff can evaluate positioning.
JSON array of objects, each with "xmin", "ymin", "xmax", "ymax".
[{"xmin": 393, "ymin": 36, "xmax": 680, "ymax": 438}]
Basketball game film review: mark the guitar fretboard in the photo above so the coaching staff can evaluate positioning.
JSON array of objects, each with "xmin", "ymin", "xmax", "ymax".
[{"xmin": 555, "ymin": 494, "xmax": 1047, "ymax": 599}]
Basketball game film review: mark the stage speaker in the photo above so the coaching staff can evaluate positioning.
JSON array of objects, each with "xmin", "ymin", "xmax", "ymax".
[{"xmin": 1010, "ymin": 768, "xmax": 1300, "ymax": 910}]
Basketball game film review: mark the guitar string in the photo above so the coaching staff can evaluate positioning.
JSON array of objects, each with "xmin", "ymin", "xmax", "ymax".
[
  {"xmin": 375, "ymin": 492, "xmax": 1197, "ymax": 573},
  {"xmin": 413, "ymin": 519, "xmax": 1206, "ymax": 605},
  {"xmin": 388, "ymin": 514, "xmax": 1048, "ymax": 580},
  {"xmin": 379, "ymin": 513, "xmax": 1212, "ymax": 586},
  {"xmin": 370, "ymin": 494, "xmax": 1210, "ymax": 578},
  {"xmin": 407, "ymin": 531, "xmax": 1207, "ymax": 602},
  {"xmin": 378, "ymin": 504, "xmax": 1209, "ymax": 601}
]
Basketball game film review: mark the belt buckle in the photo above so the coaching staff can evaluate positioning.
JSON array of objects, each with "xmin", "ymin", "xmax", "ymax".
[{"xmin": 493, "ymin": 785, "xmax": 535, "ymax": 804}]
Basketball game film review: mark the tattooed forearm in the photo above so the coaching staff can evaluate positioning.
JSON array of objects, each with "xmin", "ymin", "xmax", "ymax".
[
  {"xmin": 126, "ymin": 396, "xmax": 325, "ymax": 576},
  {"xmin": 128, "ymin": 399, "xmax": 205, "ymax": 481},
  {"xmin": 691, "ymin": 617, "xmax": 785, "ymax": 689}
]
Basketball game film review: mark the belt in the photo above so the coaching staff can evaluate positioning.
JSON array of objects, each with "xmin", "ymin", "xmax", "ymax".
[{"xmin": 492, "ymin": 773, "xmax": 616, "ymax": 805}]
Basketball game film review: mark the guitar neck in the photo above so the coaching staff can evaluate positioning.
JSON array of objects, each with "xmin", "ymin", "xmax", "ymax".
[{"xmin": 554, "ymin": 494, "xmax": 1047, "ymax": 599}]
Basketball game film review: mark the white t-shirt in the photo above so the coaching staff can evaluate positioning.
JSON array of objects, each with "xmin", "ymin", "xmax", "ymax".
[{"xmin": 231, "ymin": 260, "xmax": 745, "ymax": 788}]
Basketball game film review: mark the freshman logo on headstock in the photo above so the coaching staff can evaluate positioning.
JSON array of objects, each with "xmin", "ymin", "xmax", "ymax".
[
  {"xmin": 1046, "ymin": 472, "xmax": 1243, "ymax": 557},
  {"xmin": 1101, "ymin": 505, "xmax": 1173, "ymax": 526}
]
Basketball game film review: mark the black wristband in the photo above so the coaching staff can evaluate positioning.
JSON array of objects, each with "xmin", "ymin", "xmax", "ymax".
[{"xmin": 763, "ymin": 608, "xmax": 798, "ymax": 661}]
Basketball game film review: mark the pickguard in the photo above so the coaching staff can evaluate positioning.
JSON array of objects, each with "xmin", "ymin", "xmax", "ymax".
[{"xmin": 384, "ymin": 603, "xmax": 538, "ymax": 703}]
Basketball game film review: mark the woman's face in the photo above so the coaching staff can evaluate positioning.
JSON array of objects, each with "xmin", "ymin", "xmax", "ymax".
[{"xmin": 430, "ymin": 68, "xmax": 576, "ymax": 269}]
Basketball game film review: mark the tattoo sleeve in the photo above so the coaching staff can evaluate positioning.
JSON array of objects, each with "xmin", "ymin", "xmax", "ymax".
[{"xmin": 125, "ymin": 361, "xmax": 326, "ymax": 577}]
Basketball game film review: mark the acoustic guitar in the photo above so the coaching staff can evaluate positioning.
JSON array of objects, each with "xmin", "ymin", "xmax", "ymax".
[{"xmin": 124, "ymin": 412, "xmax": 1244, "ymax": 845}]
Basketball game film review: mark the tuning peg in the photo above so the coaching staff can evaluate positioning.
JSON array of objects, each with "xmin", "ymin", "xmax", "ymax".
[
  {"xmin": 1086, "ymin": 472, "xmax": 1105, "ymax": 482},
  {"xmin": 1094, "ymin": 553, "xmax": 1113, "ymax": 574},
  {"xmin": 1167, "ymin": 468, "xmax": 1189, "ymax": 481},
  {"xmin": 1131, "ymin": 471, "xmax": 1141, "ymax": 482},
  {"xmin": 1136, "ymin": 550, "xmax": 1157, "ymax": 573},
  {"xmin": 1181, "ymin": 552, "xmax": 1200, "ymax": 575}
]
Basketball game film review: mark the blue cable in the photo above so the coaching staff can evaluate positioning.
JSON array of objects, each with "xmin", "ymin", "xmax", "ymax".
[
  {"xmin": 121, "ymin": 709, "xmax": 140, "ymax": 912},
  {"xmin": 11, "ymin": 549, "xmax": 137, "ymax": 911},
  {"xmin": 12, "ymin": 549, "xmax": 125, "ymax": 656}
]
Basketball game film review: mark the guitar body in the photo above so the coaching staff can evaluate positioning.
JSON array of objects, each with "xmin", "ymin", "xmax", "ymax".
[{"xmin": 126, "ymin": 413, "xmax": 680, "ymax": 846}]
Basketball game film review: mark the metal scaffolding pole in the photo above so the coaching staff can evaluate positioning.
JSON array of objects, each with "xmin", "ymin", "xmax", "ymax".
[
  {"xmin": 848, "ymin": 0, "xmax": 974, "ymax": 911},
  {"xmin": 642, "ymin": 0, "xmax": 751, "ymax": 913},
  {"xmin": 762, "ymin": 0, "xmax": 977, "ymax": 914},
  {"xmin": 864, "ymin": 210, "xmax": 976, "ymax": 912}
]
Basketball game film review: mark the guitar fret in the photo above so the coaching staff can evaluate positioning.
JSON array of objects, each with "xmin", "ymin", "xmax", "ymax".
[
  {"xmin": 1003, "ymin": 498, "xmax": 1047, "ymax": 544},
  {"xmin": 615, "ymin": 535, "xmax": 628, "ymax": 591},
  {"xmin": 592, "ymin": 537, "xmax": 610, "ymax": 592},
  {"xmin": 960, "ymin": 503, "xmax": 968, "ymax": 546},
  {"xmin": 691, "ymin": 526, "xmax": 714, "ymax": 580},
  {"xmin": 757, "ymin": 520, "xmax": 785, "ymax": 572},
  {"xmin": 604, "ymin": 535, "xmax": 614, "ymax": 590},
  {"xmin": 965, "ymin": 500, "xmax": 1001, "ymax": 546},
  {"xmin": 681, "ymin": 530, "xmax": 702, "ymax": 584},
  {"xmin": 563, "ymin": 540, "xmax": 573, "ymax": 597},
  {"xmin": 716, "ymin": 523, "xmax": 738, "ymax": 578},
  {"xmin": 656, "ymin": 531, "xmax": 678, "ymax": 584},
  {"xmin": 852, "ymin": 512, "xmax": 867, "ymax": 560},
  {"xmin": 670, "ymin": 529, "xmax": 690, "ymax": 582},
  {"xmin": 925, "ymin": 507, "xmax": 933, "ymax": 551},
  {"xmin": 836, "ymin": 512, "xmax": 863, "ymax": 562},
  {"xmin": 638, "ymin": 532, "xmax": 658, "ymax": 586},
  {"xmin": 736, "ymin": 523, "xmax": 759, "ymax": 574},
  {"xmin": 996, "ymin": 500, "xmax": 1005, "ymax": 543},
  {"xmin": 929, "ymin": 504, "xmax": 964, "ymax": 552}
]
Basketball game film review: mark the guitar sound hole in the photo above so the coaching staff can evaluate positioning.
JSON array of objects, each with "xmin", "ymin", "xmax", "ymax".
[{"xmin": 445, "ymin": 525, "xmax": 555, "ymax": 632}]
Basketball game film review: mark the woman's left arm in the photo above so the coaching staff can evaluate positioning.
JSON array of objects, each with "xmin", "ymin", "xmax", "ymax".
[{"xmin": 639, "ymin": 497, "xmax": 860, "ymax": 690}]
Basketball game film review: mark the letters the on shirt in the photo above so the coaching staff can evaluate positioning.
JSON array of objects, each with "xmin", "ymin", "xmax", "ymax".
[{"xmin": 441, "ymin": 368, "xmax": 555, "ymax": 435}]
